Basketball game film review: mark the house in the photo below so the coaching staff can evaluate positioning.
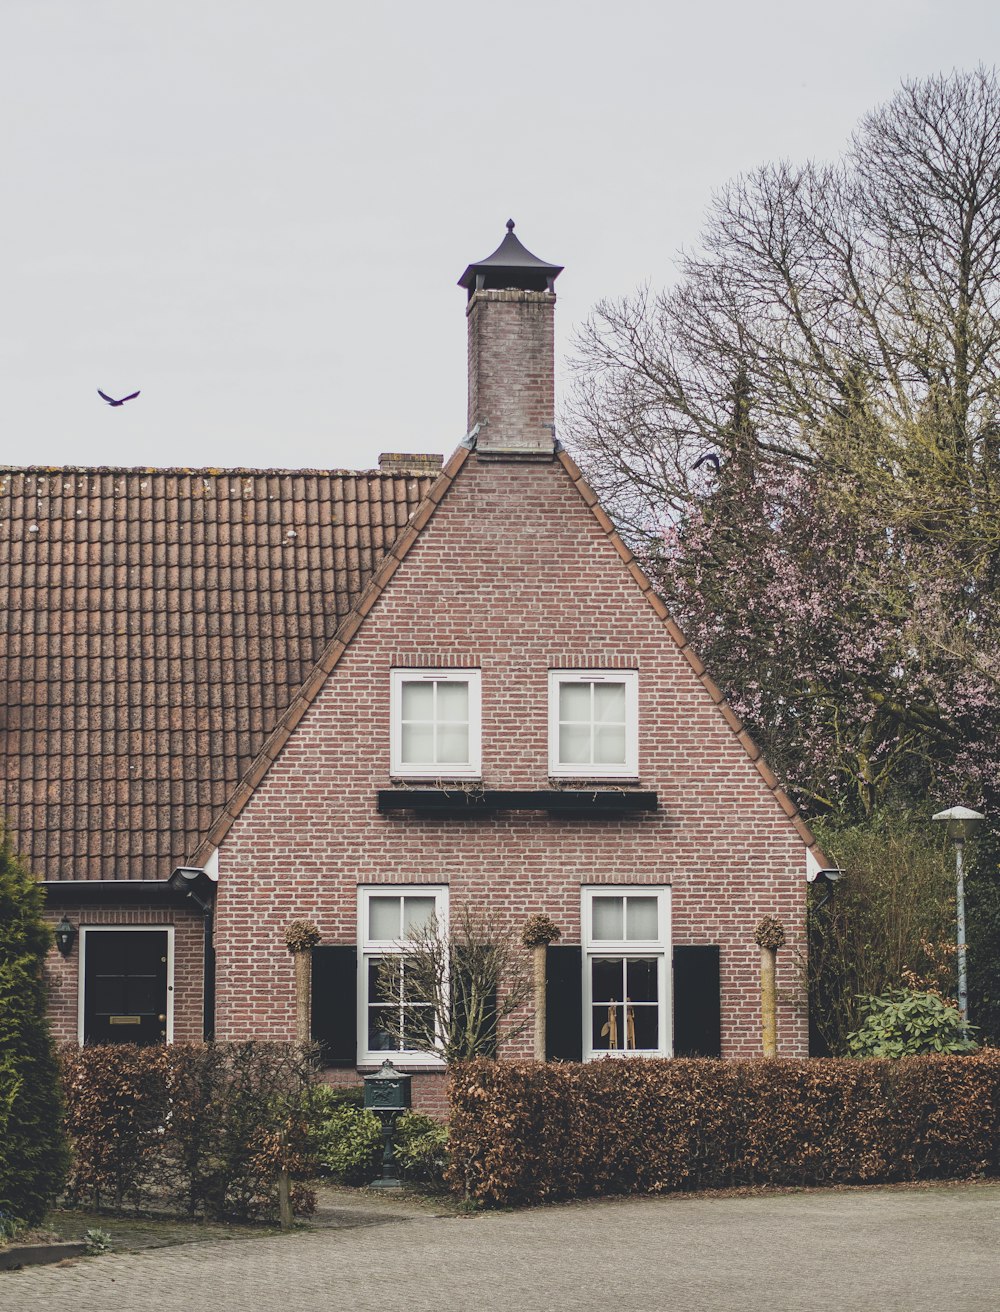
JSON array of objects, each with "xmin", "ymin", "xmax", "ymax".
[{"xmin": 2, "ymin": 224, "xmax": 821, "ymax": 1111}]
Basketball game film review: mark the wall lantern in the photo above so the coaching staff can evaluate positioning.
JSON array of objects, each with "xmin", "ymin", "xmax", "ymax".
[
  {"xmin": 54, "ymin": 915, "xmax": 77, "ymax": 958},
  {"xmin": 933, "ymin": 805, "xmax": 986, "ymax": 1027},
  {"xmin": 363, "ymin": 1058, "xmax": 412, "ymax": 1189}
]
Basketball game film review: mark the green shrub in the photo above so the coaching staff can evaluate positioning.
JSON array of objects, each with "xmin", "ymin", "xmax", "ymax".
[
  {"xmin": 312, "ymin": 1094, "xmax": 382, "ymax": 1184},
  {"xmin": 395, "ymin": 1112, "xmax": 448, "ymax": 1188},
  {"xmin": 0, "ymin": 827, "xmax": 69, "ymax": 1226},
  {"xmin": 846, "ymin": 990, "xmax": 979, "ymax": 1057},
  {"xmin": 447, "ymin": 1053, "xmax": 1000, "ymax": 1207}
]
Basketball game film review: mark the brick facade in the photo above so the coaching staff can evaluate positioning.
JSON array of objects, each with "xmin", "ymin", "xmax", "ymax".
[{"xmin": 213, "ymin": 449, "xmax": 810, "ymax": 1100}]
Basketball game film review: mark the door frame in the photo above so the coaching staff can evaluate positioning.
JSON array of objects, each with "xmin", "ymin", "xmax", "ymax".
[{"xmin": 77, "ymin": 925, "xmax": 175, "ymax": 1044}]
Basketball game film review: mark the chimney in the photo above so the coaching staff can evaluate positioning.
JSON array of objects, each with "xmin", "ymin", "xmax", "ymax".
[
  {"xmin": 458, "ymin": 220, "xmax": 563, "ymax": 460},
  {"xmin": 378, "ymin": 453, "xmax": 444, "ymax": 475}
]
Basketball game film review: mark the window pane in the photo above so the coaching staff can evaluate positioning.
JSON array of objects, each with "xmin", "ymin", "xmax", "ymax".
[
  {"xmin": 591, "ymin": 897, "xmax": 624, "ymax": 941},
  {"xmin": 593, "ymin": 1003, "xmax": 624, "ymax": 1051},
  {"xmin": 368, "ymin": 897, "xmax": 401, "ymax": 941},
  {"xmin": 626, "ymin": 897, "xmax": 658, "ymax": 940},
  {"xmin": 368, "ymin": 957, "xmax": 395, "ymax": 1003},
  {"xmin": 400, "ymin": 1002, "xmax": 435, "ymax": 1050},
  {"xmin": 629, "ymin": 1004, "xmax": 658, "ymax": 1050},
  {"xmin": 559, "ymin": 724, "xmax": 591, "ymax": 764},
  {"xmin": 400, "ymin": 723, "xmax": 434, "ymax": 764},
  {"xmin": 368, "ymin": 1007, "xmax": 399, "ymax": 1051},
  {"xmin": 435, "ymin": 681, "xmax": 469, "ymax": 722},
  {"xmin": 559, "ymin": 682, "xmax": 592, "ymax": 722},
  {"xmin": 594, "ymin": 725, "xmax": 626, "ymax": 764},
  {"xmin": 403, "ymin": 896, "xmax": 436, "ymax": 934},
  {"xmin": 401, "ymin": 681, "xmax": 433, "ymax": 719},
  {"xmin": 594, "ymin": 682, "xmax": 626, "ymax": 723},
  {"xmin": 626, "ymin": 956, "xmax": 658, "ymax": 1003},
  {"xmin": 591, "ymin": 955, "xmax": 625, "ymax": 1001},
  {"xmin": 436, "ymin": 725, "xmax": 469, "ymax": 763}
]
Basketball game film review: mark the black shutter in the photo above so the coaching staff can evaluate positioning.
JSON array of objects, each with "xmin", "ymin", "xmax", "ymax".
[
  {"xmin": 311, "ymin": 945, "xmax": 357, "ymax": 1067},
  {"xmin": 673, "ymin": 945, "xmax": 722, "ymax": 1057},
  {"xmin": 545, "ymin": 944, "xmax": 583, "ymax": 1061},
  {"xmin": 450, "ymin": 946, "xmax": 498, "ymax": 1058}
]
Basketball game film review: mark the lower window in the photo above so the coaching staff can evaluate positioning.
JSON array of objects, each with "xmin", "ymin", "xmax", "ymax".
[
  {"xmin": 358, "ymin": 886, "xmax": 447, "ymax": 1065},
  {"xmin": 582, "ymin": 887, "xmax": 670, "ymax": 1059}
]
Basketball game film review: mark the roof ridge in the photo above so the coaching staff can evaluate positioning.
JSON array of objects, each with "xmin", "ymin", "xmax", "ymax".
[{"xmin": 0, "ymin": 465, "xmax": 436, "ymax": 478}]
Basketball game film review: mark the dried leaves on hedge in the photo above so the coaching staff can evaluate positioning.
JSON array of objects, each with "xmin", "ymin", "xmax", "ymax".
[
  {"xmin": 61, "ymin": 1042, "xmax": 321, "ymax": 1219},
  {"xmin": 447, "ymin": 1052, "xmax": 1000, "ymax": 1206}
]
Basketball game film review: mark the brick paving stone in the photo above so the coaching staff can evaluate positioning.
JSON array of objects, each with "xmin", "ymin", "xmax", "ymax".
[{"xmin": 5, "ymin": 1183, "xmax": 1000, "ymax": 1312}]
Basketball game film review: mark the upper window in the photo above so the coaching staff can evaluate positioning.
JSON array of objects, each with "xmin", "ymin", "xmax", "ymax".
[
  {"xmin": 582, "ymin": 887, "xmax": 670, "ymax": 1060},
  {"xmin": 390, "ymin": 669, "xmax": 482, "ymax": 778},
  {"xmin": 358, "ymin": 885, "xmax": 448, "ymax": 1066},
  {"xmin": 548, "ymin": 670, "xmax": 638, "ymax": 778}
]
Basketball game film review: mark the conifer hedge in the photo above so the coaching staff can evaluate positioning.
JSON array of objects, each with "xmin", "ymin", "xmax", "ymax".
[
  {"xmin": 0, "ymin": 827, "xmax": 69, "ymax": 1227},
  {"xmin": 447, "ymin": 1053, "xmax": 1000, "ymax": 1207}
]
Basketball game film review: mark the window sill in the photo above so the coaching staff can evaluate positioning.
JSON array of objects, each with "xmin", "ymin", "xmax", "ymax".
[{"xmin": 377, "ymin": 788, "xmax": 658, "ymax": 816}]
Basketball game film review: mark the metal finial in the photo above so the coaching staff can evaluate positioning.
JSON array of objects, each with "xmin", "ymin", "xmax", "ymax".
[{"xmin": 506, "ymin": 218, "xmax": 515, "ymax": 233}]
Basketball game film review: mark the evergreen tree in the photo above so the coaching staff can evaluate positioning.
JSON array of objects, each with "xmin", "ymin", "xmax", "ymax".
[{"xmin": 0, "ymin": 823, "xmax": 68, "ymax": 1227}]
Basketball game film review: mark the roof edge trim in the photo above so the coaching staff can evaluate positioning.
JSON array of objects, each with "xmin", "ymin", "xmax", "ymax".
[
  {"xmin": 190, "ymin": 445, "xmax": 472, "ymax": 865},
  {"xmin": 555, "ymin": 449, "xmax": 828, "ymax": 867}
]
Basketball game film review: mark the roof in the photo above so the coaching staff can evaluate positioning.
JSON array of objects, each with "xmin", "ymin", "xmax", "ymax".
[{"xmin": 0, "ymin": 465, "xmax": 435, "ymax": 881}]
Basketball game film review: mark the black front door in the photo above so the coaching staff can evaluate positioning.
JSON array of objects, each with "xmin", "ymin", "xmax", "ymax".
[{"xmin": 83, "ymin": 930, "xmax": 168, "ymax": 1045}]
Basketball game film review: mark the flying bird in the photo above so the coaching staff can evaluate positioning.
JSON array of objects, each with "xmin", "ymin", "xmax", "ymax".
[{"xmin": 98, "ymin": 389, "xmax": 140, "ymax": 407}]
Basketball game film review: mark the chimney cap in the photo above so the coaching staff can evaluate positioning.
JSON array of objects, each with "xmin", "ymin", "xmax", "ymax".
[{"xmin": 458, "ymin": 219, "xmax": 563, "ymax": 298}]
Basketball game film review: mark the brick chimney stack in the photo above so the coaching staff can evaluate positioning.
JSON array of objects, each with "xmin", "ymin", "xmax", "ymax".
[{"xmin": 459, "ymin": 221, "xmax": 563, "ymax": 460}]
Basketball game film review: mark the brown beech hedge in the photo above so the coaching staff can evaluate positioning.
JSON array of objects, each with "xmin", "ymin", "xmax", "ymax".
[
  {"xmin": 447, "ymin": 1053, "xmax": 1000, "ymax": 1207},
  {"xmin": 61, "ymin": 1042, "xmax": 319, "ymax": 1219}
]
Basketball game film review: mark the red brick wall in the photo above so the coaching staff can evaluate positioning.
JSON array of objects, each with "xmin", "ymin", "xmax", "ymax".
[
  {"xmin": 213, "ymin": 451, "xmax": 810, "ymax": 1105},
  {"xmin": 43, "ymin": 903, "xmax": 206, "ymax": 1045}
]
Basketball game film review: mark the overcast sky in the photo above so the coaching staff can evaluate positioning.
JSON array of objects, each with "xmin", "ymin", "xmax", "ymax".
[{"xmin": 3, "ymin": 1, "xmax": 999, "ymax": 473}]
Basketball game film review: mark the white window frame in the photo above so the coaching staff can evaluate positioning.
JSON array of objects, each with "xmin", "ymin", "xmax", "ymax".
[
  {"xmin": 389, "ymin": 668, "xmax": 482, "ymax": 779},
  {"xmin": 548, "ymin": 669, "xmax": 639, "ymax": 779},
  {"xmin": 581, "ymin": 887, "xmax": 670, "ymax": 1060},
  {"xmin": 77, "ymin": 925, "xmax": 175, "ymax": 1046},
  {"xmin": 357, "ymin": 885, "xmax": 448, "ymax": 1067}
]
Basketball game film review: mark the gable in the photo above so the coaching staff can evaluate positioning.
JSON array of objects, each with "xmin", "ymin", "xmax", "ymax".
[{"xmin": 206, "ymin": 444, "xmax": 820, "ymax": 860}]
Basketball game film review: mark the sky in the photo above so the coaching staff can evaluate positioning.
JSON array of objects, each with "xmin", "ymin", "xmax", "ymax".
[{"xmin": 3, "ymin": 0, "xmax": 1000, "ymax": 473}]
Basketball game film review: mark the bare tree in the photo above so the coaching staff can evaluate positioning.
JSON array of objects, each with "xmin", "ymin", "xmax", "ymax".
[
  {"xmin": 568, "ymin": 68, "xmax": 1000, "ymax": 547},
  {"xmin": 373, "ymin": 907, "xmax": 532, "ymax": 1064}
]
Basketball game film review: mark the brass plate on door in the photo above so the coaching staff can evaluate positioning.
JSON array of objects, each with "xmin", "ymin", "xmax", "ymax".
[{"xmin": 109, "ymin": 1015, "xmax": 142, "ymax": 1025}]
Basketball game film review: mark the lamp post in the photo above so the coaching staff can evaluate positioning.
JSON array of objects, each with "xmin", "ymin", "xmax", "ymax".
[{"xmin": 932, "ymin": 805, "xmax": 986, "ymax": 1028}]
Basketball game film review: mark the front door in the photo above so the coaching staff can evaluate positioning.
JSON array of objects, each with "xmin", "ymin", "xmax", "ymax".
[{"xmin": 83, "ymin": 930, "xmax": 169, "ymax": 1045}]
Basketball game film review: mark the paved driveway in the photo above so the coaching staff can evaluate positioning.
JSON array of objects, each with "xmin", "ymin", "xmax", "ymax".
[{"xmin": 6, "ymin": 1182, "xmax": 1000, "ymax": 1312}]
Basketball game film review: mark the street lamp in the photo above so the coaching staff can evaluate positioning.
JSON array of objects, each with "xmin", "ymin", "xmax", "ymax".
[{"xmin": 932, "ymin": 805, "xmax": 986, "ymax": 1027}]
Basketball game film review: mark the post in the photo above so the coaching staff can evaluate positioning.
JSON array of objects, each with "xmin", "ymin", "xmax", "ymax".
[
  {"xmin": 753, "ymin": 917, "xmax": 786, "ymax": 1058},
  {"xmin": 284, "ymin": 920, "xmax": 321, "ymax": 1045},
  {"xmin": 521, "ymin": 914, "xmax": 561, "ymax": 1061},
  {"xmin": 294, "ymin": 952, "xmax": 311, "ymax": 1043},
  {"xmin": 956, "ymin": 838, "xmax": 968, "ymax": 1028},
  {"xmin": 533, "ymin": 944, "xmax": 547, "ymax": 1060},
  {"xmin": 759, "ymin": 945, "xmax": 777, "ymax": 1057}
]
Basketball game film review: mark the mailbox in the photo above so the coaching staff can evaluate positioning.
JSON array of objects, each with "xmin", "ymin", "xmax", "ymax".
[
  {"xmin": 363, "ymin": 1058, "xmax": 412, "ymax": 1112},
  {"xmin": 363, "ymin": 1059, "xmax": 411, "ymax": 1189}
]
